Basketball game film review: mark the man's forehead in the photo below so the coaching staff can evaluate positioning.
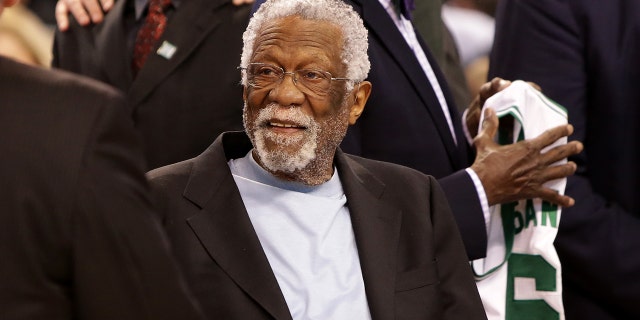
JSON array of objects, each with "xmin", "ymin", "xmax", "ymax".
[{"xmin": 254, "ymin": 16, "xmax": 343, "ymax": 47}]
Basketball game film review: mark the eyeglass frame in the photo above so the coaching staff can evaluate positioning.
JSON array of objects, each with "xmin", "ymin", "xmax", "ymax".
[{"xmin": 239, "ymin": 62, "xmax": 354, "ymax": 96}]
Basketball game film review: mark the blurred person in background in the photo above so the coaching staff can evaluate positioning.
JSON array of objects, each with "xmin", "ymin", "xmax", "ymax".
[
  {"xmin": 490, "ymin": 0, "xmax": 640, "ymax": 318},
  {"xmin": 0, "ymin": 2, "xmax": 53, "ymax": 66},
  {"xmin": 442, "ymin": 0, "xmax": 498, "ymax": 98},
  {"xmin": 52, "ymin": 0, "xmax": 254, "ymax": 170}
]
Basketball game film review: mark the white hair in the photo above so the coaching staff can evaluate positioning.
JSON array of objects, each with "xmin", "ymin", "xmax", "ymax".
[{"xmin": 240, "ymin": 0, "xmax": 370, "ymax": 90}]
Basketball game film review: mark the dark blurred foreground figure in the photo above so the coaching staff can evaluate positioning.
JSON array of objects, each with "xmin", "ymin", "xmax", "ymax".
[
  {"xmin": 0, "ymin": 2, "xmax": 202, "ymax": 317},
  {"xmin": 147, "ymin": 0, "xmax": 486, "ymax": 318},
  {"xmin": 489, "ymin": 0, "xmax": 640, "ymax": 319}
]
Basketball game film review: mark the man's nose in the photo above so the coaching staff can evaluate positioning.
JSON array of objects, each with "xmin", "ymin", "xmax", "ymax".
[{"xmin": 269, "ymin": 72, "xmax": 305, "ymax": 106}]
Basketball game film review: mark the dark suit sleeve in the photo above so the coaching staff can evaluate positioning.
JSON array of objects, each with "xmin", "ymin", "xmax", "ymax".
[
  {"xmin": 72, "ymin": 92, "xmax": 203, "ymax": 320},
  {"xmin": 489, "ymin": 0, "xmax": 640, "ymax": 317},
  {"xmin": 439, "ymin": 170, "xmax": 487, "ymax": 260},
  {"xmin": 428, "ymin": 176, "xmax": 487, "ymax": 320}
]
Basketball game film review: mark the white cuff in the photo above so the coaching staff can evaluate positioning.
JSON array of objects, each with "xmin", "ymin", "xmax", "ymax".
[{"xmin": 465, "ymin": 167, "xmax": 490, "ymax": 233}]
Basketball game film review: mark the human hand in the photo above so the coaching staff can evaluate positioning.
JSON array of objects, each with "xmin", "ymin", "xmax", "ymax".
[
  {"xmin": 56, "ymin": 0, "xmax": 114, "ymax": 31},
  {"xmin": 465, "ymin": 77, "xmax": 512, "ymax": 138},
  {"xmin": 471, "ymin": 108, "xmax": 583, "ymax": 207}
]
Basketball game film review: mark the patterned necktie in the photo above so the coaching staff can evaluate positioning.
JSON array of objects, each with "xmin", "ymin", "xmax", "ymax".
[
  {"xmin": 392, "ymin": 0, "xmax": 415, "ymax": 20},
  {"xmin": 132, "ymin": 0, "xmax": 172, "ymax": 76}
]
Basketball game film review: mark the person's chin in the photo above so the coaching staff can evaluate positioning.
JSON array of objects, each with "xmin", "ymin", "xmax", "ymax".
[{"xmin": 261, "ymin": 142, "xmax": 305, "ymax": 158}]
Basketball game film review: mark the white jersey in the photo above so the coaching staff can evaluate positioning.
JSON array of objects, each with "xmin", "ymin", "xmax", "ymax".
[{"xmin": 473, "ymin": 80, "xmax": 567, "ymax": 320}]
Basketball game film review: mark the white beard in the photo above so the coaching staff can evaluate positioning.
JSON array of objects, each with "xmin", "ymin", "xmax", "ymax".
[{"xmin": 246, "ymin": 102, "xmax": 320, "ymax": 173}]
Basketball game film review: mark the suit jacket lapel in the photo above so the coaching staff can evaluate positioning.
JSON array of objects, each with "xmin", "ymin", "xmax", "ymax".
[
  {"xmin": 418, "ymin": 34, "xmax": 471, "ymax": 167},
  {"xmin": 182, "ymin": 133, "xmax": 293, "ymax": 320},
  {"xmin": 336, "ymin": 151, "xmax": 401, "ymax": 320},
  {"xmin": 129, "ymin": 0, "xmax": 226, "ymax": 106},
  {"xmin": 94, "ymin": 0, "xmax": 132, "ymax": 92},
  {"xmin": 353, "ymin": 0, "xmax": 461, "ymax": 165}
]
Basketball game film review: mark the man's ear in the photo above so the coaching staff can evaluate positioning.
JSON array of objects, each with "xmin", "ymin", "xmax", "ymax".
[{"xmin": 348, "ymin": 81, "xmax": 371, "ymax": 125}]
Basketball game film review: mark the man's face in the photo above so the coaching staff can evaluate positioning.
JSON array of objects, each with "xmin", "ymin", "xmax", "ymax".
[{"xmin": 243, "ymin": 16, "xmax": 353, "ymax": 185}]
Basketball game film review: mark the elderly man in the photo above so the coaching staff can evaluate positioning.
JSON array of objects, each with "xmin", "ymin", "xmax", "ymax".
[{"xmin": 147, "ymin": 0, "xmax": 486, "ymax": 319}]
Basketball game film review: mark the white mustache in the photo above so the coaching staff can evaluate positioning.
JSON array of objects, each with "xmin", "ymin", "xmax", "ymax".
[{"xmin": 256, "ymin": 103, "xmax": 313, "ymax": 128}]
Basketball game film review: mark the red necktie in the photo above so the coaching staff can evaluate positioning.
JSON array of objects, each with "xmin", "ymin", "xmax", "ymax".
[{"xmin": 132, "ymin": 0, "xmax": 171, "ymax": 75}]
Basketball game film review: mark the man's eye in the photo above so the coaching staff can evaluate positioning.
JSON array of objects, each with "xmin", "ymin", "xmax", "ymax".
[
  {"xmin": 257, "ymin": 67, "xmax": 279, "ymax": 77},
  {"xmin": 300, "ymin": 70, "xmax": 324, "ymax": 81}
]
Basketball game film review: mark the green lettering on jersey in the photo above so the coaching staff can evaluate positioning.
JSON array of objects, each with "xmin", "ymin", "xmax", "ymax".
[
  {"xmin": 506, "ymin": 254, "xmax": 559, "ymax": 320},
  {"xmin": 541, "ymin": 201, "xmax": 558, "ymax": 228},
  {"xmin": 503, "ymin": 202, "xmax": 525, "ymax": 235},
  {"xmin": 524, "ymin": 199, "xmax": 537, "ymax": 229}
]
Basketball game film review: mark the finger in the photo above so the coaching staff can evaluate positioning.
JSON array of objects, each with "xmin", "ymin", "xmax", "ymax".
[
  {"xmin": 81, "ymin": 0, "xmax": 105, "ymax": 24},
  {"xmin": 494, "ymin": 77, "xmax": 512, "ymax": 92},
  {"xmin": 477, "ymin": 79, "xmax": 496, "ymax": 102},
  {"xmin": 536, "ymin": 187, "xmax": 575, "ymax": 207},
  {"xmin": 539, "ymin": 161, "xmax": 578, "ymax": 182},
  {"xmin": 540, "ymin": 141, "xmax": 583, "ymax": 165},
  {"xmin": 473, "ymin": 107, "xmax": 498, "ymax": 148},
  {"xmin": 530, "ymin": 124, "xmax": 574, "ymax": 150},
  {"xmin": 100, "ymin": 0, "xmax": 114, "ymax": 11},
  {"xmin": 58, "ymin": 0, "xmax": 90, "ymax": 26},
  {"xmin": 55, "ymin": 1, "xmax": 72, "ymax": 31},
  {"xmin": 479, "ymin": 77, "xmax": 511, "ymax": 102}
]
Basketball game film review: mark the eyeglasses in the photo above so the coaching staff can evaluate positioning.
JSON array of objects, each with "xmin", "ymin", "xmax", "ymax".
[{"xmin": 241, "ymin": 63, "xmax": 351, "ymax": 96}]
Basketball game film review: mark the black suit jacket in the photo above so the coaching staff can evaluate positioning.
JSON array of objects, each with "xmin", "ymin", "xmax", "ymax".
[
  {"xmin": 147, "ymin": 131, "xmax": 487, "ymax": 320},
  {"xmin": 0, "ymin": 57, "xmax": 201, "ymax": 320},
  {"xmin": 489, "ymin": 0, "xmax": 640, "ymax": 318},
  {"xmin": 53, "ymin": 0, "xmax": 251, "ymax": 169}
]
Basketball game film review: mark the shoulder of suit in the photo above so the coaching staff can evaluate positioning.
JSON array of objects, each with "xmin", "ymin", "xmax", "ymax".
[
  {"xmin": 344, "ymin": 152, "xmax": 435, "ymax": 182},
  {"xmin": 147, "ymin": 159, "xmax": 195, "ymax": 186},
  {"xmin": 2, "ymin": 58, "xmax": 123, "ymax": 103}
]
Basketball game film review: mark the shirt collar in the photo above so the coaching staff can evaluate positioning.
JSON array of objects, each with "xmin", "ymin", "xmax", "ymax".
[
  {"xmin": 135, "ymin": 0, "xmax": 182, "ymax": 20},
  {"xmin": 228, "ymin": 150, "xmax": 344, "ymax": 198}
]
